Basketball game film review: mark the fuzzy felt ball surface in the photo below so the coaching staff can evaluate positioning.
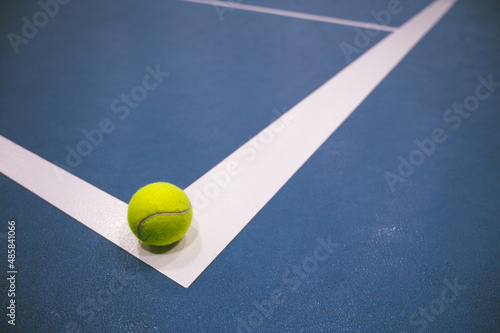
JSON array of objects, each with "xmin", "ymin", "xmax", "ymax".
[{"xmin": 127, "ymin": 182, "xmax": 193, "ymax": 246}]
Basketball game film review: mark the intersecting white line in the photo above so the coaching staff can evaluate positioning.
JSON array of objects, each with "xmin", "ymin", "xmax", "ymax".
[
  {"xmin": 0, "ymin": 0, "xmax": 457, "ymax": 288},
  {"xmin": 182, "ymin": 0, "xmax": 398, "ymax": 32}
]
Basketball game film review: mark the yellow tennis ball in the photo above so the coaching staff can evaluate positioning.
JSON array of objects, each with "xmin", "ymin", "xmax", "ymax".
[{"xmin": 127, "ymin": 182, "xmax": 193, "ymax": 246}]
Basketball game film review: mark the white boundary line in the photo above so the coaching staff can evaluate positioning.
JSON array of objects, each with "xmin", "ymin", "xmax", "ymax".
[
  {"xmin": 0, "ymin": 0, "xmax": 457, "ymax": 288},
  {"xmin": 182, "ymin": 0, "xmax": 397, "ymax": 32}
]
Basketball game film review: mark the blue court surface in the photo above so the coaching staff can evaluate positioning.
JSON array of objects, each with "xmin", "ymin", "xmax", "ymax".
[{"xmin": 1, "ymin": 0, "xmax": 499, "ymax": 332}]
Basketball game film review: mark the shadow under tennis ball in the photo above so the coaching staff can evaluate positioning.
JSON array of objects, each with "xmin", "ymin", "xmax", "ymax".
[{"xmin": 141, "ymin": 240, "xmax": 181, "ymax": 254}]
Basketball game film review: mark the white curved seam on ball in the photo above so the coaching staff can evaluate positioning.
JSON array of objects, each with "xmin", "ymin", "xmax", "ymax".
[{"xmin": 137, "ymin": 205, "xmax": 192, "ymax": 239}]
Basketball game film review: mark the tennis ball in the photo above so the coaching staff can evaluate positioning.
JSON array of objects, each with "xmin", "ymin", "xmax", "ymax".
[{"xmin": 127, "ymin": 182, "xmax": 193, "ymax": 246}]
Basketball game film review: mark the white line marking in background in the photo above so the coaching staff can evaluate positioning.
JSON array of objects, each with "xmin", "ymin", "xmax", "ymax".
[
  {"xmin": 182, "ymin": 0, "xmax": 397, "ymax": 32},
  {"xmin": 0, "ymin": 0, "xmax": 456, "ymax": 288}
]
